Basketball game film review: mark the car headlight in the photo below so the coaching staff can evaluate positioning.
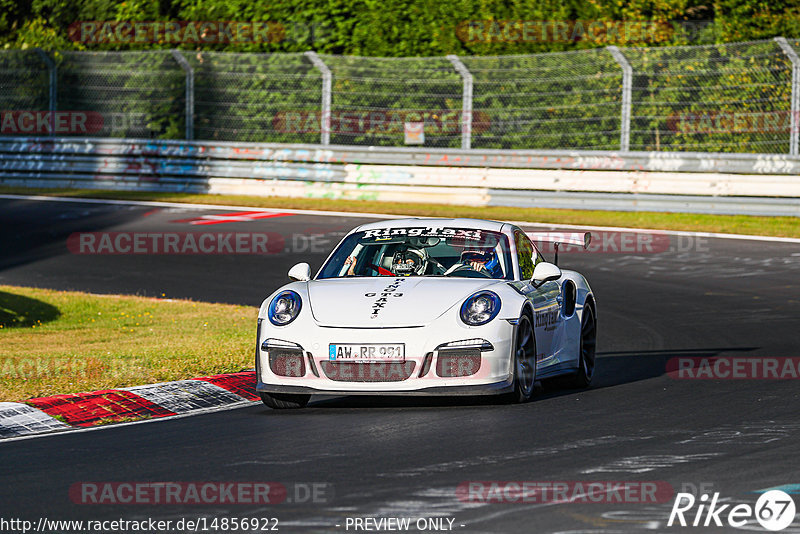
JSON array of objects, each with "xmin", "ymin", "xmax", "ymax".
[
  {"xmin": 460, "ymin": 291, "xmax": 501, "ymax": 326},
  {"xmin": 268, "ymin": 290, "xmax": 302, "ymax": 326}
]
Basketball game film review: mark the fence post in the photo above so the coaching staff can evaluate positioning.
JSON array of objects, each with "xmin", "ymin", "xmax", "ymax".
[
  {"xmin": 607, "ymin": 46, "xmax": 632, "ymax": 152},
  {"xmin": 305, "ymin": 51, "xmax": 332, "ymax": 145},
  {"xmin": 775, "ymin": 37, "xmax": 799, "ymax": 156},
  {"xmin": 447, "ymin": 55, "xmax": 473, "ymax": 150},
  {"xmin": 171, "ymin": 50, "xmax": 194, "ymax": 140},
  {"xmin": 34, "ymin": 48, "xmax": 57, "ymax": 136}
]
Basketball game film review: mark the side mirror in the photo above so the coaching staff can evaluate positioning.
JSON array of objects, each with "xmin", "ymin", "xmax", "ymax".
[
  {"xmin": 532, "ymin": 262, "xmax": 562, "ymax": 284},
  {"xmin": 288, "ymin": 262, "xmax": 311, "ymax": 282}
]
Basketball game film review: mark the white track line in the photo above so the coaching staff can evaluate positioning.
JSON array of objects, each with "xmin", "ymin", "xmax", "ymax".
[{"xmin": 2, "ymin": 193, "xmax": 799, "ymax": 244}]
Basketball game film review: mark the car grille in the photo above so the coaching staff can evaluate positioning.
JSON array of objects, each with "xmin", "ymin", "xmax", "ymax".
[
  {"xmin": 436, "ymin": 350, "xmax": 481, "ymax": 377},
  {"xmin": 320, "ymin": 361, "xmax": 416, "ymax": 382},
  {"xmin": 268, "ymin": 349, "xmax": 306, "ymax": 377}
]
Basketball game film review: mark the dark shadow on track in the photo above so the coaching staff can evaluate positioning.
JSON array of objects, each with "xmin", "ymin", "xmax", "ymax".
[
  {"xmin": 542, "ymin": 346, "xmax": 759, "ymax": 394},
  {"xmin": 287, "ymin": 346, "xmax": 760, "ymax": 411},
  {"xmin": 0, "ymin": 289, "xmax": 61, "ymax": 327}
]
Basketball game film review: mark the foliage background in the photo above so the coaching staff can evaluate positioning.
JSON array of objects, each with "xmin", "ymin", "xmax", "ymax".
[{"xmin": 3, "ymin": 0, "xmax": 800, "ymax": 55}]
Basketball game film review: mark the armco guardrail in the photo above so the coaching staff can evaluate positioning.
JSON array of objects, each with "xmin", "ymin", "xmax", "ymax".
[
  {"xmin": 3, "ymin": 137, "xmax": 800, "ymax": 174},
  {"xmin": 1, "ymin": 137, "xmax": 799, "ymax": 216}
]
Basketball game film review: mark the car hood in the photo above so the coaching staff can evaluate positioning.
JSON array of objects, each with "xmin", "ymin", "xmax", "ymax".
[{"xmin": 307, "ymin": 277, "xmax": 499, "ymax": 327}]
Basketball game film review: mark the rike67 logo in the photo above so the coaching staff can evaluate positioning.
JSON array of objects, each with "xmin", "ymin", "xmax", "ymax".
[{"xmin": 668, "ymin": 490, "xmax": 796, "ymax": 531}]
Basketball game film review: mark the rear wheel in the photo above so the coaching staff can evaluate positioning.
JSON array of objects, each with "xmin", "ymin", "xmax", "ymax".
[
  {"xmin": 507, "ymin": 314, "xmax": 536, "ymax": 403},
  {"xmin": 259, "ymin": 392, "xmax": 310, "ymax": 409},
  {"xmin": 566, "ymin": 304, "xmax": 596, "ymax": 388}
]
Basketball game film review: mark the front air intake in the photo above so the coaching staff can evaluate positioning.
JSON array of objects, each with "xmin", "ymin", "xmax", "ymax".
[
  {"xmin": 268, "ymin": 348, "xmax": 306, "ymax": 377},
  {"xmin": 436, "ymin": 350, "xmax": 481, "ymax": 377},
  {"xmin": 321, "ymin": 361, "xmax": 416, "ymax": 382}
]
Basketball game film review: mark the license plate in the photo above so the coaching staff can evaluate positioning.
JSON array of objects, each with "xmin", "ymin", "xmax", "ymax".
[{"xmin": 328, "ymin": 343, "xmax": 405, "ymax": 362}]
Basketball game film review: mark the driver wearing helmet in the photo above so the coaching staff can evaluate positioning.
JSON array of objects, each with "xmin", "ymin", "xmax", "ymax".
[{"xmin": 460, "ymin": 248, "xmax": 502, "ymax": 278}]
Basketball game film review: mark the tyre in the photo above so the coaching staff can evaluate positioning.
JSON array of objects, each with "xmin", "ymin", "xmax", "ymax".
[
  {"xmin": 566, "ymin": 303, "xmax": 596, "ymax": 388},
  {"xmin": 259, "ymin": 392, "xmax": 310, "ymax": 409},
  {"xmin": 506, "ymin": 314, "xmax": 537, "ymax": 403}
]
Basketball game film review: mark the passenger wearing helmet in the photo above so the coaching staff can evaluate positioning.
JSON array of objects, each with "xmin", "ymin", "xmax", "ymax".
[
  {"xmin": 390, "ymin": 246, "xmax": 428, "ymax": 276},
  {"xmin": 343, "ymin": 245, "xmax": 429, "ymax": 276}
]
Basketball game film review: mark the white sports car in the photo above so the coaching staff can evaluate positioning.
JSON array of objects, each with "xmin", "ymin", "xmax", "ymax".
[{"xmin": 256, "ymin": 218, "xmax": 596, "ymax": 409}]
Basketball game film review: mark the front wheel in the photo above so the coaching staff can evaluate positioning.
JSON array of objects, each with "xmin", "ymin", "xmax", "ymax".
[
  {"xmin": 506, "ymin": 314, "xmax": 537, "ymax": 403},
  {"xmin": 260, "ymin": 392, "xmax": 310, "ymax": 409}
]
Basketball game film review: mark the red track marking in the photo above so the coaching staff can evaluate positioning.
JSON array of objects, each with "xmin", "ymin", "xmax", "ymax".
[
  {"xmin": 27, "ymin": 390, "xmax": 175, "ymax": 427},
  {"xmin": 171, "ymin": 211, "xmax": 294, "ymax": 225},
  {"xmin": 193, "ymin": 371, "xmax": 258, "ymax": 401}
]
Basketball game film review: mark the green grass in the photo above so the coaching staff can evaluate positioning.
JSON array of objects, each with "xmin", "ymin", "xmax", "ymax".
[
  {"xmin": 2, "ymin": 186, "xmax": 798, "ymax": 238},
  {"xmin": 0, "ymin": 285, "xmax": 257, "ymax": 402}
]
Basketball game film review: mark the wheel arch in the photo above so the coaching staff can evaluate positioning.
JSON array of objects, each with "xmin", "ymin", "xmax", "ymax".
[
  {"xmin": 507, "ymin": 302, "xmax": 536, "ymax": 379},
  {"xmin": 520, "ymin": 301, "xmax": 535, "ymax": 321},
  {"xmin": 583, "ymin": 292, "xmax": 597, "ymax": 321}
]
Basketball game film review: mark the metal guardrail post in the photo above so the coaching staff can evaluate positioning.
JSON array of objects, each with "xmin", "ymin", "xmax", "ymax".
[
  {"xmin": 304, "ymin": 51, "xmax": 332, "ymax": 145},
  {"xmin": 607, "ymin": 46, "xmax": 632, "ymax": 152},
  {"xmin": 775, "ymin": 37, "xmax": 800, "ymax": 156},
  {"xmin": 171, "ymin": 50, "xmax": 194, "ymax": 140},
  {"xmin": 447, "ymin": 55, "xmax": 473, "ymax": 150},
  {"xmin": 34, "ymin": 48, "xmax": 57, "ymax": 136}
]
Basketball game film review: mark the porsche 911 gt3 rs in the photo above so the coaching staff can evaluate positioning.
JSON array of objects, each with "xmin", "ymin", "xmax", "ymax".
[{"xmin": 256, "ymin": 218, "xmax": 596, "ymax": 409}]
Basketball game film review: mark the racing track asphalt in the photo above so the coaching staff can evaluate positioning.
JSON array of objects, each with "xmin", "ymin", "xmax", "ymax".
[{"xmin": 1, "ymin": 196, "xmax": 799, "ymax": 533}]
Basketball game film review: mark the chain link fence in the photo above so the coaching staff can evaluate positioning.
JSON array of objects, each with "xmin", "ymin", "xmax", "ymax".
[
  {"xmin": 1, "ymin": 39, "xmax": 799, "ymax": 154},
  {"xmin": 320, "ymin": 54, "xmax": 462, "ymax": 148},
  {"xmin": 0, "ymin": 50, "xmax": 50, "ymax": 113},
  {"xmin": 627, "ymin": 40, "xmax": 794, "ymax": 153},
  {"xmin": 188, "ymin": 51, "xmax": 322, "ymax": 143},
  {"xmin": 58, "ymin": 51, "xmax": 185, "ymax": 138},
  {"xmin": 462, "ymin": 49, "xmax": 623, "ymax": 150}
]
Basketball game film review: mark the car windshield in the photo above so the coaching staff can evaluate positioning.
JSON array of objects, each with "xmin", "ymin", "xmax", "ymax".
[{"xmin": 317, "ymin": 227, "xmax": 513, "ymax": 280}]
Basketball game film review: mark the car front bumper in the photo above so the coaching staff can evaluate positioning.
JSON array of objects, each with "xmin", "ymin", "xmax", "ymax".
[{"xmin": 256, "ymin": 313, "xmax": 516, "ymax": 395}]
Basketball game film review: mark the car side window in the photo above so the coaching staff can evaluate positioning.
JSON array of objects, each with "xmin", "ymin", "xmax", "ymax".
[{"xmin": 514, "ymin": 230, "xmax": 536, "ymax": 280}]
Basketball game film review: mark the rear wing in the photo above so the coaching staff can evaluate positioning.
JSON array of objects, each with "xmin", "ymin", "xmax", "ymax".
[{"xmin": 527, "ymin": 231, "xmax": 592, "ymax": 265}]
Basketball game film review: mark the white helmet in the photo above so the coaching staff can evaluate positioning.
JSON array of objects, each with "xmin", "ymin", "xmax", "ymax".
[{"xmin": 390, "ymin": 246, "xmax": 428, "ymax": 276}]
